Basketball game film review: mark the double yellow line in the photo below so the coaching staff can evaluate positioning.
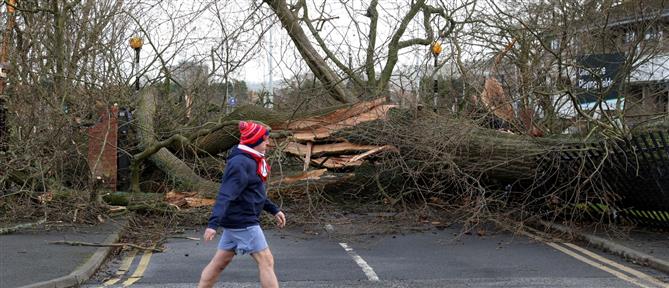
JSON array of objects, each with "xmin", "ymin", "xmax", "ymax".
[
  {"xmin": 100, "ymin": 247, "xmax": 155, "ymax": 287},
  {"xmin": 546, "ymin": 241, "xmax": 667, "ymax": 288}
]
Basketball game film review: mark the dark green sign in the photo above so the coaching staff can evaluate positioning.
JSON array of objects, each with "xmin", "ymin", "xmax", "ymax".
[{"xmin": 576, "ymin": 53, "xmax": 625, "ymax": 103}]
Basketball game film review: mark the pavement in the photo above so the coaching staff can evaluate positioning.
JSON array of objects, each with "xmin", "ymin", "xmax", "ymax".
[
  {"xmin": 0, "ymin": 218, "xmax": 125, "ymax": 288},
  {"xmin": 0, "ymin": 217, "xmax": 667, "ymax": 288},
  {"xmin": 542, "ymin": 221, "xmax": 669, "ymax": 273}
]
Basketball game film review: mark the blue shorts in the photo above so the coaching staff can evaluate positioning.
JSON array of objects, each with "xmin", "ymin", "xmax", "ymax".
[{"xmin": 218, "ymin": 225, "xmax": 268, "ymax": 255}]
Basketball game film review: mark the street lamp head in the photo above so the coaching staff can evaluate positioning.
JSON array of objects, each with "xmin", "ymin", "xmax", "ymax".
[
  {"xmin": 431, "ymin": 41, "xmax": 442, "ymax": 56},
  {"xmin": 7, "ymin": 0, "xmax": 16, "ymax": 14},
  {"xmin": 129, "ymin": 37, "xmax": 143, "ymax": 50}
]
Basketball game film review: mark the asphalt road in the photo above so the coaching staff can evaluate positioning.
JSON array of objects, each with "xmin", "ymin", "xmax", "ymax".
[
  {"xmin": 85, "ymin": 225, "xmax": 668, "ymax": 288},
  {"xmin": 0, "ymin": 221, "xmax": 123, "ymax": 288}
]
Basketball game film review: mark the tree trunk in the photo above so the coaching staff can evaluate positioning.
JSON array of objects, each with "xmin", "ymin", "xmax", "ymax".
[
  {"xmin": 53, "ymin": 1, "xmax": 67, "ymax": 107},
  {"xmin": 191, "ymin": 102, "xmax": 360, "ymax": 155},
  {"xmin": 134, "ymin": 88, "xmax": 219, "ymax": 197},
  {"xmin": 333, "ymin": 110, "xmax": 583, "ymax": 188},
  {"xmin": 191, "ymin": 104, "xmax": 287, "ymax": 155},
  {"xmin": 132, "ymin": 88, "xmax": 366, "ymax": 197}
]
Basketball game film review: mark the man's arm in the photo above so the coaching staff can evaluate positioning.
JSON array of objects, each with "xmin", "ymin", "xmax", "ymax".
[{"xmin": 263, "ymin": 199, "xmax": 285, "ymax": 228}]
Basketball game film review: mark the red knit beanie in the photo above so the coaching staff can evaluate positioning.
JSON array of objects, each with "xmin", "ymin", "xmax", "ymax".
[{"xmin": 239, "ymin": 121, "xmax": 269, "ymax": 147}]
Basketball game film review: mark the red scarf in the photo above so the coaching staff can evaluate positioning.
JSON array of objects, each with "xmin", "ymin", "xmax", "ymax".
[{"xmin": 238, "ymin": 144, "xmax": 270, "ymax": 182}]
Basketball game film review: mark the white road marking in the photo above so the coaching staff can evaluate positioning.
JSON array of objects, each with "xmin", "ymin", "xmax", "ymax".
[{"xmin": 339, "ymin": 242, "xmax": 380, "ymax": 281}]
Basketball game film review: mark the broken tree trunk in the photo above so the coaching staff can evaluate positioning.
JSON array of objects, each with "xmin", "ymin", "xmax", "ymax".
[
  {"xmin": 190, "ymin": 99, "xmax": 392, "ymax": 156},
  {"xmin": 333, "ymin": 109, "xmax": 596, "ymax": 191},
  {"xmin": 191, "ymin": 105, "xmax": 286, "ymax": 156},
  {"xmin": 272, "ymin": 98, "xmax": 398, "ymax": 170}
]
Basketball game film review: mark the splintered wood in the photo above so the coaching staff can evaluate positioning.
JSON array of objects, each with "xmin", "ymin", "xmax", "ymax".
[
  {"xmin": 273, "ymin": 169, "xmax": 328, "ymax": 184},
  {"xmin": 479, "ymin": 77, "xmax": 543, "ymax": 137},
  {"xmin": 480, "ymin": 78, "xmax": 515, "ymax": 124},
  {"xmin": 165, "ymin": 191, "xmax": 215, "ymax": 208},
  {"xmin": 283, "ymin": 142, "xmax": 381, "ymax": 158},
  {"xmin": 275, "ymin": 98, "xmax": 398, "ymax": 172},
  {"xmin": 289, "ymin": 104, "xmax": 396, "ymax": 142},
  {"xmin": 310, "ymin": 145, "xmax": 398, "ymax": 169}
]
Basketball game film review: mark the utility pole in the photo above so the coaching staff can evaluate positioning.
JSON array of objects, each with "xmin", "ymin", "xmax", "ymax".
[{"xmin": 0, "ymin": 0, "xmax": 17, "ymax": 152}]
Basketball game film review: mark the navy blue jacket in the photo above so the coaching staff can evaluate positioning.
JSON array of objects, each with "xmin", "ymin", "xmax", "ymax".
[{"xmin": 207, "ymin": 146, "xmax": 280, "ymax": 229}]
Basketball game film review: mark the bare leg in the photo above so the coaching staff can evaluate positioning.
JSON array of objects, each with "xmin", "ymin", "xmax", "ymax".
[
  {"xmin": 251, "ymin": 248, "xmax": 279, "ymax": 288},
  {"xmin": 198, "ymin": 249, "xmax": 235, "ymax": 288}
]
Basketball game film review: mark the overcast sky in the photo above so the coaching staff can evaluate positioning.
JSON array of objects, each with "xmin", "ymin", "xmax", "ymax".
[{"xmin": 130, "ymin": 0, "xmax": 480, "ymax": 89}]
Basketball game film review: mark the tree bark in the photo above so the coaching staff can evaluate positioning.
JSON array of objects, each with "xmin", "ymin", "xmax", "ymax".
[
  {"xmin": 52, "ymin": 1, "xmax": 68, "ymax": 107},
  {"xmin": 191, "ymin": 102, "xmax": 364, "ymax": 155},
  {"xmin": 191, "ymin": 104, "xmax": 286, "ymax": 155},
  {"xmin": 364, "ymin": 0, "xmax": 379, "ymax": 96}
]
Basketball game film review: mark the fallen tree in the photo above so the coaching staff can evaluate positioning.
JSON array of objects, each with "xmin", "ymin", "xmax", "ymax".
[
  {"xmin": 132, "ymin": 90, "xmax": 590, "ymax": 191},
  {"xmin": 120, "ymin": 87, "xmax": 665, "ymax": 227}
]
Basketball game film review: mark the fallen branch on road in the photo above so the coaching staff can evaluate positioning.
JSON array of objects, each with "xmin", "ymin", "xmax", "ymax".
[
  {"xmin": 47, "ymin": 240, "xmax": 164, "ymax": 253},
  {"xmin": 0, "ymin": 218, "xmax": 46, "ymax": 235},
  {"xmin": 168, "ymin": 235, "xmax": 200, "ymax": 241}
]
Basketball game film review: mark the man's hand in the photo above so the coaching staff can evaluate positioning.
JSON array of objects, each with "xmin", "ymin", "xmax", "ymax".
[
  {"xmin": 203, "ymin": 228, "xmax": 217, "ymax": 241},
  {"xmin": 275, "ymin": 211, "xmax": 286, "ymax": 228}
]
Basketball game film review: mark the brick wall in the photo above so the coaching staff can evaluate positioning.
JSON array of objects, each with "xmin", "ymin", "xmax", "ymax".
[{"xmin": 87, "ymin": 106, "xmax": 118, "ymax": 191}]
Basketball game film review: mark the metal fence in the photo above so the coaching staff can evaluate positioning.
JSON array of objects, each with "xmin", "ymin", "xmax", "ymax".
[{"xmin": 556, "ymin": 130, "xmax": 669, "ymax": 227}]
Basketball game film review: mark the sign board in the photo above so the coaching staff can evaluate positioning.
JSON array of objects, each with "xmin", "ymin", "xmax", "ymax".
[
  {"xmin": 576, "ymin": 53, "xmax": 625, "ymax": 104},
  {"xmin": 227, "ymin": 96, "xmax": 237, "ymax": 107}
]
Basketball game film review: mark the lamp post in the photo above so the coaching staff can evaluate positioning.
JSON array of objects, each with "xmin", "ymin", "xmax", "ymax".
[
  {"xmin": 431, "ymin": 40, "xmax": 442, "ymax": 112},
  {"xmin": 129, "ymin": 37, "xmax": 143, "ymax": 91}
]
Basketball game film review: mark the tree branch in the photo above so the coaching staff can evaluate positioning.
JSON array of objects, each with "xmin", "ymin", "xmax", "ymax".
[
  {"xmin": 299, "ymin": 0, "xmax": 364, "ymax": 87},
  {"xmin": 263, "ymin": 0, "xmax": 357, "ymax": 104},
  {"xmin": 375, "ymin": 0, "xmax": 426, "ymax": 96},
  {"xmin": 364, "ymin": 0, "xmax": 379, "ymax": 94}
]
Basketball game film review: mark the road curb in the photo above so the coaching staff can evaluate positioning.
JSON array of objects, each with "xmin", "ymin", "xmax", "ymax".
[
  {"xmin": 19, "ymin": 222, "xmax": 125, "ymax": 288},
  {"xmin": 541, "ymin": 221, "xmax": 669, "ymax": 275}
]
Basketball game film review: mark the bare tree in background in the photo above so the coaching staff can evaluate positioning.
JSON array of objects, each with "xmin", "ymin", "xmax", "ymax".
[
  {"xmin": 210, "ymin": 1, "xmax": 272, "ymax": 113},
  {"xmin": 0, "ymin": 0, "xmax": 273, "ymax": 195},
  {"xmin": 261, "ymin": 0, "xmax": 480, "ymax": 104},
  {"xmin": 1, "ymin": 0, "xmax": 132, "ymax": 193},
  {"xmin": 469, "ymin": 0, "xmax": 669, "ymax": 136}
]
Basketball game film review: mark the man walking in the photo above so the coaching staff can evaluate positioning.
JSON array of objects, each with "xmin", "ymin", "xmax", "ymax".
[{"xmin": 198, "ymin": 121, "xmax": 286, "ymax": 288}]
